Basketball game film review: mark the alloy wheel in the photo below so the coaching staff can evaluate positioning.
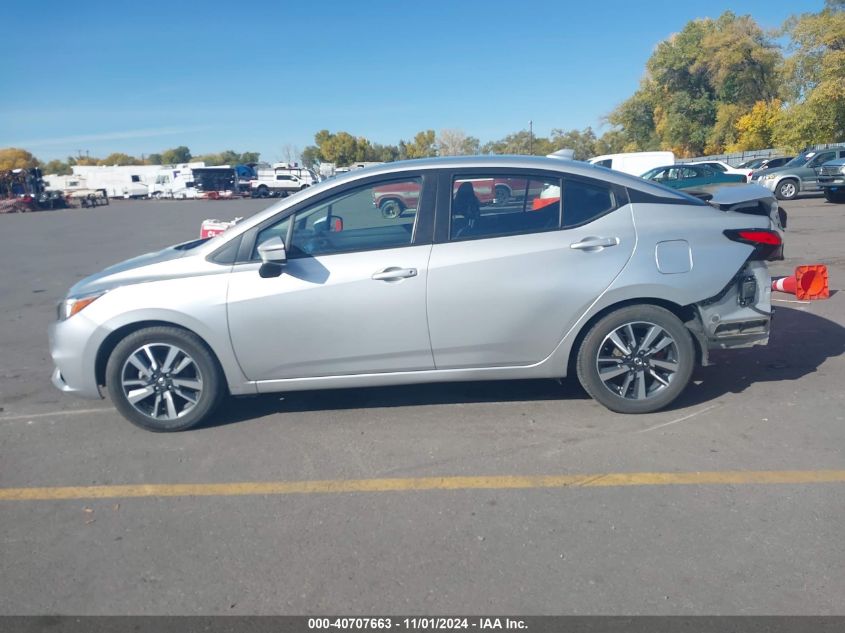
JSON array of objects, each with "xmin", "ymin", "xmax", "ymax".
[
  {"xmin": 595, "ymin": 321, "xmax": 679, "ymax": 400},
  {"xmin": 120, "ymin": 343, "xmax": 203, "ymax": 420}
]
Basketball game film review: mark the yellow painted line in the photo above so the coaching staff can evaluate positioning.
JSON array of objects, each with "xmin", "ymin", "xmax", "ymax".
[{"xmin": 2, "ymin": 470, "xmax": 845, "ymax": 501}]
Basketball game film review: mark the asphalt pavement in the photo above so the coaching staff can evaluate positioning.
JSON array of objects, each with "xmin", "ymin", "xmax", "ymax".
[{"xmin": 1, "ymin": 194, "xmax": 844, "ymax": 614}]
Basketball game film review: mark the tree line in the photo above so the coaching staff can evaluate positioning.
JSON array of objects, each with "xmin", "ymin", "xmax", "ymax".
[
  {"xmin": 0, "ymin": 146, "xmax": 261, "ymax": 175},
  {"xmin": 2, "ymin": 1, "xmax": 842, "ymax": 174}
]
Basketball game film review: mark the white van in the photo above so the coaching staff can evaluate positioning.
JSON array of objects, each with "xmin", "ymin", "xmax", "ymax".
[{"xmin": 587, "ymin": 151, "xmax": 675, "ymax": 176}]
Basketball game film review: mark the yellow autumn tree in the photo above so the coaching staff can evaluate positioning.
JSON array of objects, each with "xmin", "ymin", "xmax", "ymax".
[
  {"xmin": 0, "ymin": 148, "xmax": 39, "ymax": 171},
  {"xmin": 728, "ymin": 100, "xmax": 783, "ymax": 151}
]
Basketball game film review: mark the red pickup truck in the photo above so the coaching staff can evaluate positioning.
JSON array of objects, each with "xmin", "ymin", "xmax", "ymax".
[{"xmin": 373, "ymin": 178, "xmax": 523, "ymax": 219}]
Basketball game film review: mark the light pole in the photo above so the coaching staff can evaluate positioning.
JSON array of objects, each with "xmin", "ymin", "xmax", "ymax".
[{"xmin": 529, "ymin": 120, "xmax": 533, "ymax": 154}]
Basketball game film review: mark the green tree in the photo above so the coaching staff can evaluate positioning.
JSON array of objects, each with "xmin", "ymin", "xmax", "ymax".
[
  {"xmin": 42, "ymin": 159, "xmax": 72, "ymax": 175},
  {"xmin": 160, "ymin": 146, "xmax": 192, "ymax": 164},
  {"xmin": 549, "ymin": 127, "xmax": 600, "ymax": 160},
  {"xmin": 301, "ymin": 145, "xmax": 321, "ymax": 168},
  {"xmin": 370, "ymin": 143, "xmax": 400, "ymax": 162},
  {"xmin": 606, "ymin": 12, "xmax": 782, "ymax": 155},
  {"xmin": 146, "ymin": 153, "xmax": 163, "ymax": 165},
  {"xmin": 481, "ymin": 130, "xmax": 555, "ymax": 155},
  {"xmin": 775, "ymin": 3, "xmax": 845, "ymax": 149},
  {"xmin": 98, "ymin": 152, "xmax": 142, "ymax": 166},
  {"xmin": 705, "ymin": 103, "xmax": 745, "ymax": 154}
]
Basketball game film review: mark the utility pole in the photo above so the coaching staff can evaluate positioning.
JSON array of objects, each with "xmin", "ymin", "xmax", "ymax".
[{"xmin": 529, "ymin": 120, "xmax": 533, "ymax": 154}]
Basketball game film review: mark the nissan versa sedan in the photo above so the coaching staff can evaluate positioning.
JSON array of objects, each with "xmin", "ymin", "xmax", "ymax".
[{"xmin": 50, "ymin": 156, "xmax": 784, "ymax": 431}]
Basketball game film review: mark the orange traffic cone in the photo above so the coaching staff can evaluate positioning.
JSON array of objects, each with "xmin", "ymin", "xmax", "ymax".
[{"xmin": 772, "ymin": 264, "xmax": 829, "ymax": 300}]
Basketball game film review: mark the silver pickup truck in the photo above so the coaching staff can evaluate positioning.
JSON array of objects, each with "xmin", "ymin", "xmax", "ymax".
[
  {"xmin": 817, "ymin": 158, "xmax": 845, "ymax": 203},
  {"xmin": 752, "ymin": 147, "xmax": 845, "ymax": 200}
]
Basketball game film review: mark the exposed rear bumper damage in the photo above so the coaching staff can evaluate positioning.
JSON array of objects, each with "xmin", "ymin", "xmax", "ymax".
[{"xmin": 686, "ymin": 261, "xmax": 772, "ymax": 365}]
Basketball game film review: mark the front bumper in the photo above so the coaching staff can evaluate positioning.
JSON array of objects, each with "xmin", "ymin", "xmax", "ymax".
[
  {"xmin": 48, "ymin": 317, "xmax": 104, "ymax": 400},
  {"xmin": 819, "ymin": 177, "xmax": 845, "ymax": 190}
]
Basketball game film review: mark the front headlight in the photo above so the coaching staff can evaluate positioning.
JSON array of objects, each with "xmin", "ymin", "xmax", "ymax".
[
  {"xmin": 58, "ymin": 291, "xmax": 106, "ymax": 321},
  {"xmin": 762, "ymin": 174, "xmax": 776, "ymax": 181}
]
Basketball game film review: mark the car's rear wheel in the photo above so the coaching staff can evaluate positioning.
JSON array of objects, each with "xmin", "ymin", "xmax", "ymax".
[
  {"xmin": 576, "ymin": 305, "xmax": 694, "ymax": 414},
  {"xmin": 776, "ymin": 179, "xmax": 798, "ymax": 200},
  {"xmin": 106, "ymin": 326, "xmax": 224, "ymax": 432}
]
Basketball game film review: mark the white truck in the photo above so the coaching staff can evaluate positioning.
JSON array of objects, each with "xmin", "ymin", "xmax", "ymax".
[
  {"xmin": 148, "ymin": 167, "xmax": 198, "ymax": 199},
  {"xmin": 587, "ymin": 151, "xmax": 675, "ymax": 176},
  {"xmin": 250, "ymin": 163, "xmax": 318, "ymax": 198}
]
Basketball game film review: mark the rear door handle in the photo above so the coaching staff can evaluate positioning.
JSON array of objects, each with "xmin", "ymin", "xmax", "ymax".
[
  {"xmin": 570, "ymin": 237, "xmax": 620, "ymax": 251},
  {"xmin": 371, "ymin": 267, "xmax": 418, "ymax": 281}
]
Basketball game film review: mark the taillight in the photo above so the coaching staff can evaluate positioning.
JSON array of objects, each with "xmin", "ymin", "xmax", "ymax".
[{"xmin": 723, "ymin": 228, "xmax": 783, "ymax": 261}]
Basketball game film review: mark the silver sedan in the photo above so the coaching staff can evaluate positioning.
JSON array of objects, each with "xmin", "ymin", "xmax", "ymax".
[{"xmin": 50, "ymin": 156, "xmax": 784, "ymax": 431}]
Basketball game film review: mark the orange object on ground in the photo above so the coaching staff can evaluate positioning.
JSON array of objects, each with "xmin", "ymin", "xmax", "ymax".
[
  {"xmin": 771, "ymin": 264, "xmax": 829, "ymax": 300},
  {"xmin": 531, "ymin": 197, "xmax": 560, "ymax": 211}
]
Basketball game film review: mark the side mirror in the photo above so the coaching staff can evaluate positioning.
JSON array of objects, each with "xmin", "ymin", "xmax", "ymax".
[
  {"xmin": 313, "ymin": 215, "xmax": 344, "ymax": 233},
  {"xmin": 257, "ymin": 236, "xmax": 286, "ymax": 278},
  {"xmin": 257, "ymin": 236, "xmax": 287, "ymax": 264}
]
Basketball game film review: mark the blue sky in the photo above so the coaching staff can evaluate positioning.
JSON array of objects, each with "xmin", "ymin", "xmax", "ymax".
[{"xmin": 1, "ymin": 0, "xmax": 823, "ymax": 162}]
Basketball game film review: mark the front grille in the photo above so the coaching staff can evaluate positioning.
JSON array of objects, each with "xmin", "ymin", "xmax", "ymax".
[{"xmin": 818, "ymin": 166, "xmax": 845, "ymax": 177}]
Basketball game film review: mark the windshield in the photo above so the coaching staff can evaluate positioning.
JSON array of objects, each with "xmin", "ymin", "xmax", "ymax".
[{"xmin": 784, "ymin": 151, "xmax": 814, "ymax": 168}]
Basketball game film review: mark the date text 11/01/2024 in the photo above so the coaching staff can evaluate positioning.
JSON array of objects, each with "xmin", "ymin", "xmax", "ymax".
[{"xmin": 307, "ymin": 618, "xmax": 528, "ymax": 630}]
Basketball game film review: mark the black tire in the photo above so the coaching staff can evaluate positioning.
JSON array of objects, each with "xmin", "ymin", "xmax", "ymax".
[
  {"xmin": 105, "ymin": 326, "xmax": 225, "ymax": 432},
  {"xmin": 823, "ymin": 189, "xmax": 845, "ymax": 204},
  {"xmin": 576, "ymin": 305, "xmax": 695, "ymax": 414},
  {"xmin": 775, "ymin": 179, "xmax": 799, "ymax": 200},
  {"xmin": 257, "ymin": 186, "xmax": 270, "ymax": 198},
  {"xmin": 379, "ymin": 198, "xmax": 404, "ymax": 219}
]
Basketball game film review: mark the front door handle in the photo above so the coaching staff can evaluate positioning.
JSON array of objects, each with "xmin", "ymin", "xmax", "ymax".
[
  {"xmin": 371, "ymin": 267, "xmax": 418, "ymax": 281},
  {"xmin": 570, "ymin": 236, "xmax": 620, "ymax": 251}
]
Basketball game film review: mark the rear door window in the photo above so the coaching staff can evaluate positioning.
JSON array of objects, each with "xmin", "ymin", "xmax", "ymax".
[{"xmin": 448, "ymin": 175, "xmax": 561, "ymax": 240}]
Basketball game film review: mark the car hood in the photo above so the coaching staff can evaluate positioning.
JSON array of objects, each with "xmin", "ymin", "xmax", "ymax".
[
  {"xmin": 68, "ymin": 238, "xmax": 211, "ymax": 298},
  {"xmin": 753, "ymin": 164, "xmax": 807, "ymax": 177}
]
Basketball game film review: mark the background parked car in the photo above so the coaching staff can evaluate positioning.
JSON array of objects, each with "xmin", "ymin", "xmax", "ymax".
[
  {"xmin": 641, "ymin": 164, "xmax": 746, "ymax": 189},
  {"xmin": 817, "ymin": 158, "xmax": 845, "ymax": 203},
  {"xmin": 751, "ymin": 147, "xmax": 845, "ymax": 200},
  {"xmin": 735, "ymin": 156, "xmax": 794, "ymax": 181},
  {"xmin": 687, "ymin": 160, "xmax": 749, "ymax": 179}
]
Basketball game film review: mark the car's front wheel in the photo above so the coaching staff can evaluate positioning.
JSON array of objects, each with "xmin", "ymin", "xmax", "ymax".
[
  {"xmin": 105, "ymin": 326, "xmax": 224, "ymax": 432},
  {"xmin": 775, "ymin": 179, "xmax": 798, "ymax": 200},
  {"xmin": 576, "ymin": 305, "xmax": 695, "ymax": 414},
  {"xmin": 380, "ymin": 198, "xmax": 404, "ymax": 219}
]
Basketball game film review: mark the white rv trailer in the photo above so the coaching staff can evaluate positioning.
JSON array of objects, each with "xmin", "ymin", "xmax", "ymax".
[{"xmin": 71, "ymin": 165, "xmax": 162, "ymax": 198}]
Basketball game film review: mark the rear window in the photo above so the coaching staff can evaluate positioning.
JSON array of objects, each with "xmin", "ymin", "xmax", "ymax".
[{"xmin": 563, "ymin": 178, "xmax": 619, "ymax": 227}]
